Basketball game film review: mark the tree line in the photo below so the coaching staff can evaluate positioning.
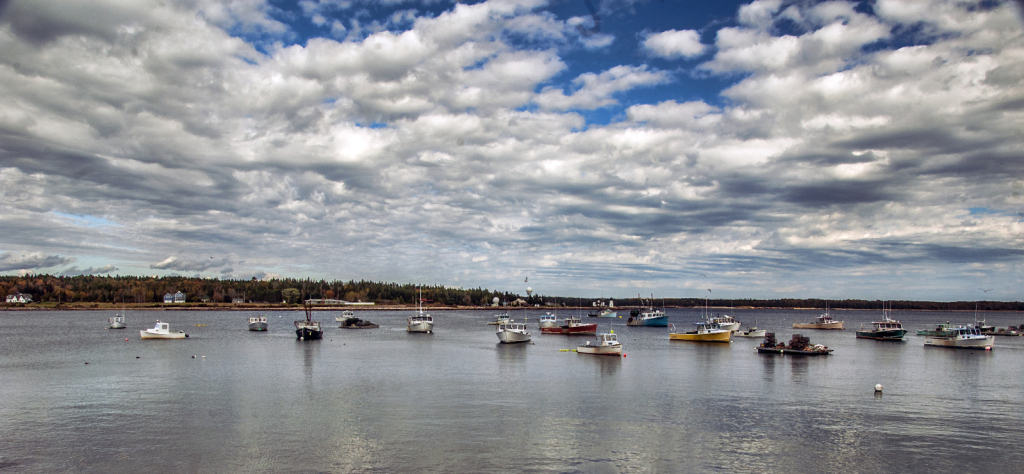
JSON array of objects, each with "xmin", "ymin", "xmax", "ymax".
[{"xmin": 1, "ymin": 274, "xmax": 1022, "ymax": 310}]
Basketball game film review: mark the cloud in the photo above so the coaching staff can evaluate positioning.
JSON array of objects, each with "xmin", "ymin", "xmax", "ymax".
[
  {"xmin": 535, "ymin": 65, "xmax": 670, "ymax": 111},
  {"xmin": 0, "ymin": 252, "xmax": 74, "ymax": 272},
  {"xmin": 60, "ymin": 264, "xmax": 119, "ymax": 276},
  {"xmin": 150, "ymin": 256, "xmax": 229, "ymax": 273},
  {"xmin": 0, "ymin": 0, "xmax": 1022, "ymax": 301},
  {"xmin": 641, "ymin": 29, "xmax": 705, "ymax": 59}
]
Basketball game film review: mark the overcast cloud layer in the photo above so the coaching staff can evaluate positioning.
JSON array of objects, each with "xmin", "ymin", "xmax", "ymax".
[{"xmin": 1, "ymin": 0, "xmax": 1022, "ymax": 301}]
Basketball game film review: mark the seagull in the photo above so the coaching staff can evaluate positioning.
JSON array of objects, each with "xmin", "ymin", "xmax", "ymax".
[
  {"xmin": 699, "ymin": 274, "xmax": 706, "ymax": 278},
  {"xmin": 980, "ymin": 288, "xmax": 993, "ymax": 293}
]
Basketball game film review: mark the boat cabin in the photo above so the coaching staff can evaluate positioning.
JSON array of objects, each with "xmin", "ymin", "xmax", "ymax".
[{"xmin": 598, "ymin": 333, "xmax": 620, "ymax": 345}]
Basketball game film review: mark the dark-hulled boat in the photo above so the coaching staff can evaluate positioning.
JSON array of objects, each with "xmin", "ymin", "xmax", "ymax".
[
  {"xmin": 540, "ymin": 316, "xmax": 597, "ymax": 335},
  {"xmin": 856, "ymin": 312, "xmax": 906, "ymax": 341},
  {"xmin": 295, "ymin": 299, "xmax": 323, "ymax": 340},
  {"xmin": 756, "ymin": 333, "xmax": 832, "ymax": 356}
]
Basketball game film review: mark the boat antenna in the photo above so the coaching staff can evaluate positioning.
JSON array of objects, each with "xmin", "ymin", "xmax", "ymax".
[
  {"xmin": 303, "ymin": 293, "xmax": 312, "ymax": 322},
  {"xmin": 705, "ymin": 289, "xmax": 711, "ymax": 320}
]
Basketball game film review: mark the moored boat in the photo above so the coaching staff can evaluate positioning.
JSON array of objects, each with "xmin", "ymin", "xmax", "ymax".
[
  {"xmin": 669, "ymin": 321, "xmax": 731, "ymax": 343},
  {"xmin": 917, "ymin": 321, "xmax": 955, "ymax": 337},
  {"xmin": 924, "ymin": 325, "xmax": 994, "ymax": 350},
  {"xmin": 588, "ymin": 308, "xmax": 618, "ymax": 318},
  {"xmin": 340, "ymin": 317, "xmax": 379, "ymax": 329},
  {"xmin": 734, "ymin": 324, "xmax": 766, "ymax": 338},
  {"xmin": 538, "ymin": 312, "xmax": 558, "ymax": 329},
  {"xmin": 793, "ymin": 303, "xmax": 844, "ymax": 329},
  {"xmin": 540, "ymin": 316, "xmax": 597, "ymax": 335},
  {"xmin": 108, "ymin": 310, "xmax": 127, "ymax": 329},
  {"xmin": 856, "ymin": 312, "xmax": 907, "ymax": 341},
  {"xmin": 335, "ymin": 310, "xmax": 355, "ymax": 323},
  {"xmin": 756, "ymin": 333, "xmax": 831, "ymax": 355},
  {"xmin": 708, "ymin": 314, "xmax": 740, "ymax": 332},
  {"xmin": 576, "ymin": 332, "xmax": 623, "ymax": 356},
  {"xmin": 627, "ymin": 294, "xmax": 669, "ymax": 327},
  {"xmin": 496, "ymin": 323, "xmax": 531, "ymax": 344},
  {"xmin": 140, "ymin": 320, "xmax": 188, "ymax": 339},
  {"xmin": 487, "ymin": 312, "xmax": 513, "ymax": 325},
  {"xmin": 295, "ymin": 299, "xmax": 323, "ymax": 340},
  {"xmin": 247, "ymin": 315, "xmax": 268, "ymax": 331},
  {"xmin": 407, "ymin": 289, "xmax": 434, "ymax": 333}
]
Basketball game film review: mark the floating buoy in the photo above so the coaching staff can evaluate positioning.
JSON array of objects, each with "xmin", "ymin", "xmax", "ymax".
[
  {"xmin": 136, "ymin": 356, "xmax": 140, "ymax": 359},
  {"xmin": 874, "ymin": 384, "xmax": 883, "ymax": 392},
  {"xmin": 623, "ymin": 353, "xmax": 627, "ymax": 357},
  {"xmin": 125, "ymin": 338, "xmax": 129, "ymax": 341},
  {"xmin": 85, "ymin": 362, "xmax": 89, "ymax": 365},
  {"xmin": 201, "ymin": 356, "xmax": 205, "ymax": 358},
  {"xmin": 192, "ymin": 355, "xmax": 196, "ymax": 359}
]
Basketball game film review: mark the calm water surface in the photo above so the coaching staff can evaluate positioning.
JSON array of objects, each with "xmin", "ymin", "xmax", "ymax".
[{"xmin": 2, "ymin": 308, "xmax": 1023, "ymax": 473}]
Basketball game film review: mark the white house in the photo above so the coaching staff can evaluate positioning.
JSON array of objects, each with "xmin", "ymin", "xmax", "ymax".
[
  {"xmin": 6, "ymin": 293, "xmax": 32, "ymax": 303},
  {"xmin": 173, "ymin": 291, "xmax": 186, "ymax": 303},
  {"xmin": 163, "ymin": 293, "xmax": 174, "ymax": 303}
]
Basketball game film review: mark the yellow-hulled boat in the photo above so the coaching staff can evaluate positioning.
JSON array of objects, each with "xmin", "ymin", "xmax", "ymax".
[{"xmin": 669, "ymin": 321, "xmax": 731, "ymax": 342}]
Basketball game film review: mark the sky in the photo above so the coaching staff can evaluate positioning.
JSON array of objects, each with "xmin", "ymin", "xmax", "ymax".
[{"xmin": 1, "ymin": 0, "xmax": 1023, "ymax": 302}]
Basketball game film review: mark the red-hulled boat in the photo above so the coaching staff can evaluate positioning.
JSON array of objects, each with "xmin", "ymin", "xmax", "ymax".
[{"xmin": 540, "ymin": 316, "xmax": 597, "ymax": 335}]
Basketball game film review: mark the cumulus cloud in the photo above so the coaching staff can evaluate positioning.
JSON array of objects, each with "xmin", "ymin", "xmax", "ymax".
[
  {"xmin": 0, "ymin": 0, "xmax": 1021, "ymax": 300},
  {"xmin": 641, "ymin": 29, "xmax": 705, "ymax": 59},
  {"xmin": 0, "ymin": 252, "xmax": 74, "ymax": 272},
  {"xmin": 60, "ymin": 264, "xmax": 119, "ymax": 276},
  {"xmin": 150, "ymin": 256, "xmax": 230, "ymax": 273},
  {"xmin": 535, "ymin": 65, "xmax": 670, "ymax": 111}
]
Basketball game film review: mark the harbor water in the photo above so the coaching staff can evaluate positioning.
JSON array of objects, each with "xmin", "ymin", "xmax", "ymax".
[{"xmin": 2, "ymin": 308, "xmax": 1023, "ymax": 473}]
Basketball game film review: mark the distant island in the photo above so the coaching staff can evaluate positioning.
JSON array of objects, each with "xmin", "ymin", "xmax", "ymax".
[{"xmin": 2, "ymin": 274, "xmax": 1022, "ymax": 311}]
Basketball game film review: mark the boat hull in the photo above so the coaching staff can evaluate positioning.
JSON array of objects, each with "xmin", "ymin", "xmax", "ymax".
[
  {"xmin": 588, "ymin": 310, "xmax": 618, "ymax": 318},
  {"xmin": 734, "ymin": 329, "xmax": 767, "ymax": 338},
  {"xmin": 108, "ymin": 322, "xmax": 126, "ymax": 329},
  {"xmin": 717, "ymin": 322, "xmax": 740, "ymax": 332},
  {"xmin": 792, "ymin": 321, "xmax": 845, "ymax": 330},
  {"xmin": 757, "ymin": 347, "xmax": 832, "ymax": 356},
  {"xmin": 248, "ymin": 322, "xmax": 268, "ymax": 331},
  {"xmin": 855, "ymin": 329, "xmax": 907, "ymax": 340},
  {"xmin": 538, "ymin": 320, "xmax": 558, "ymax": 329},
  {"xmin": 924, "ymin": 336, "xmax": 994, "ymax": 350},
  {"xmin": 540, "ymin": 324, "xmax": 597, "ymax": 335},
  {"xmin": 669, "ymin": 331, "xmax": 731, "ymax": 342},
  {"xmin": 407, "ymin": 321, "xmax": 434, "ymax": 333},
  {"xmin": 627, "ymin": 315, "xmax": 668, "ymax": 327},
  {"xmin": 295, "ymin": 327, "xmax": 323, "ymax": 340},
  {"xmin": 576, "ymin": 345, "xmax": 622, "ymax": 356},
  {"xmin": 140, "ymin": 331, "xmax": 187, "ymax": 339},
  {"xmin": 497, "ymin": 331, "xmax": 531, "ymax": 344}
]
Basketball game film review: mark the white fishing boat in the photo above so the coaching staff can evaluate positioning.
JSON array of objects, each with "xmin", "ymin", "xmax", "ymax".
[
  {"xmin": 734, "ymin": 323, "xmax": 767, "ymax": 338},
  {"xmin": 247, "ymin": 315, "xmax": 268, "ymax": 331},
  {"xmin": 108, "ymin": 310, "xmax": 126, "ymax": 329},
  {"xmin": 577, "ymin": 331, "xmax": 623, "ymax": 356},
  {"xmin": 140, "ymin": 320, "xmax": 188, "ymax": 339},
  {"xmin": 496, "ymin": 323, "xmax": 531, "ymax": 344},
  {"xmin": 335, "ymin": 310, "xmax": 355, "ymax": 323},
  {"xmin": 538, "ymin": 312, "xmax": 558, "ymax": 329},
  {"xmin": 924, "ymin": 325, "xmax": 994, "ymax": 350},
  {"xmin": 407, "ymin": 288, "xmax": 434, "ymax": 333},
  {"xmin": 487, "ymin": 312, "xmax": 513, "ymax": 325},
  {"xmin": 708, "ymin": 314, "xmax": 740, "ymax": 332},
  {"xmin": 793, "ymin": 302, "xmax": 844, "ymax": 329}
]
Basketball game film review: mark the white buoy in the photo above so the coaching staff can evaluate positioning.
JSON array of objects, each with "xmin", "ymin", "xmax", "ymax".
[{"xmin": 874, "ymin": 384, "xmax": 883, "ymax": 392}]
